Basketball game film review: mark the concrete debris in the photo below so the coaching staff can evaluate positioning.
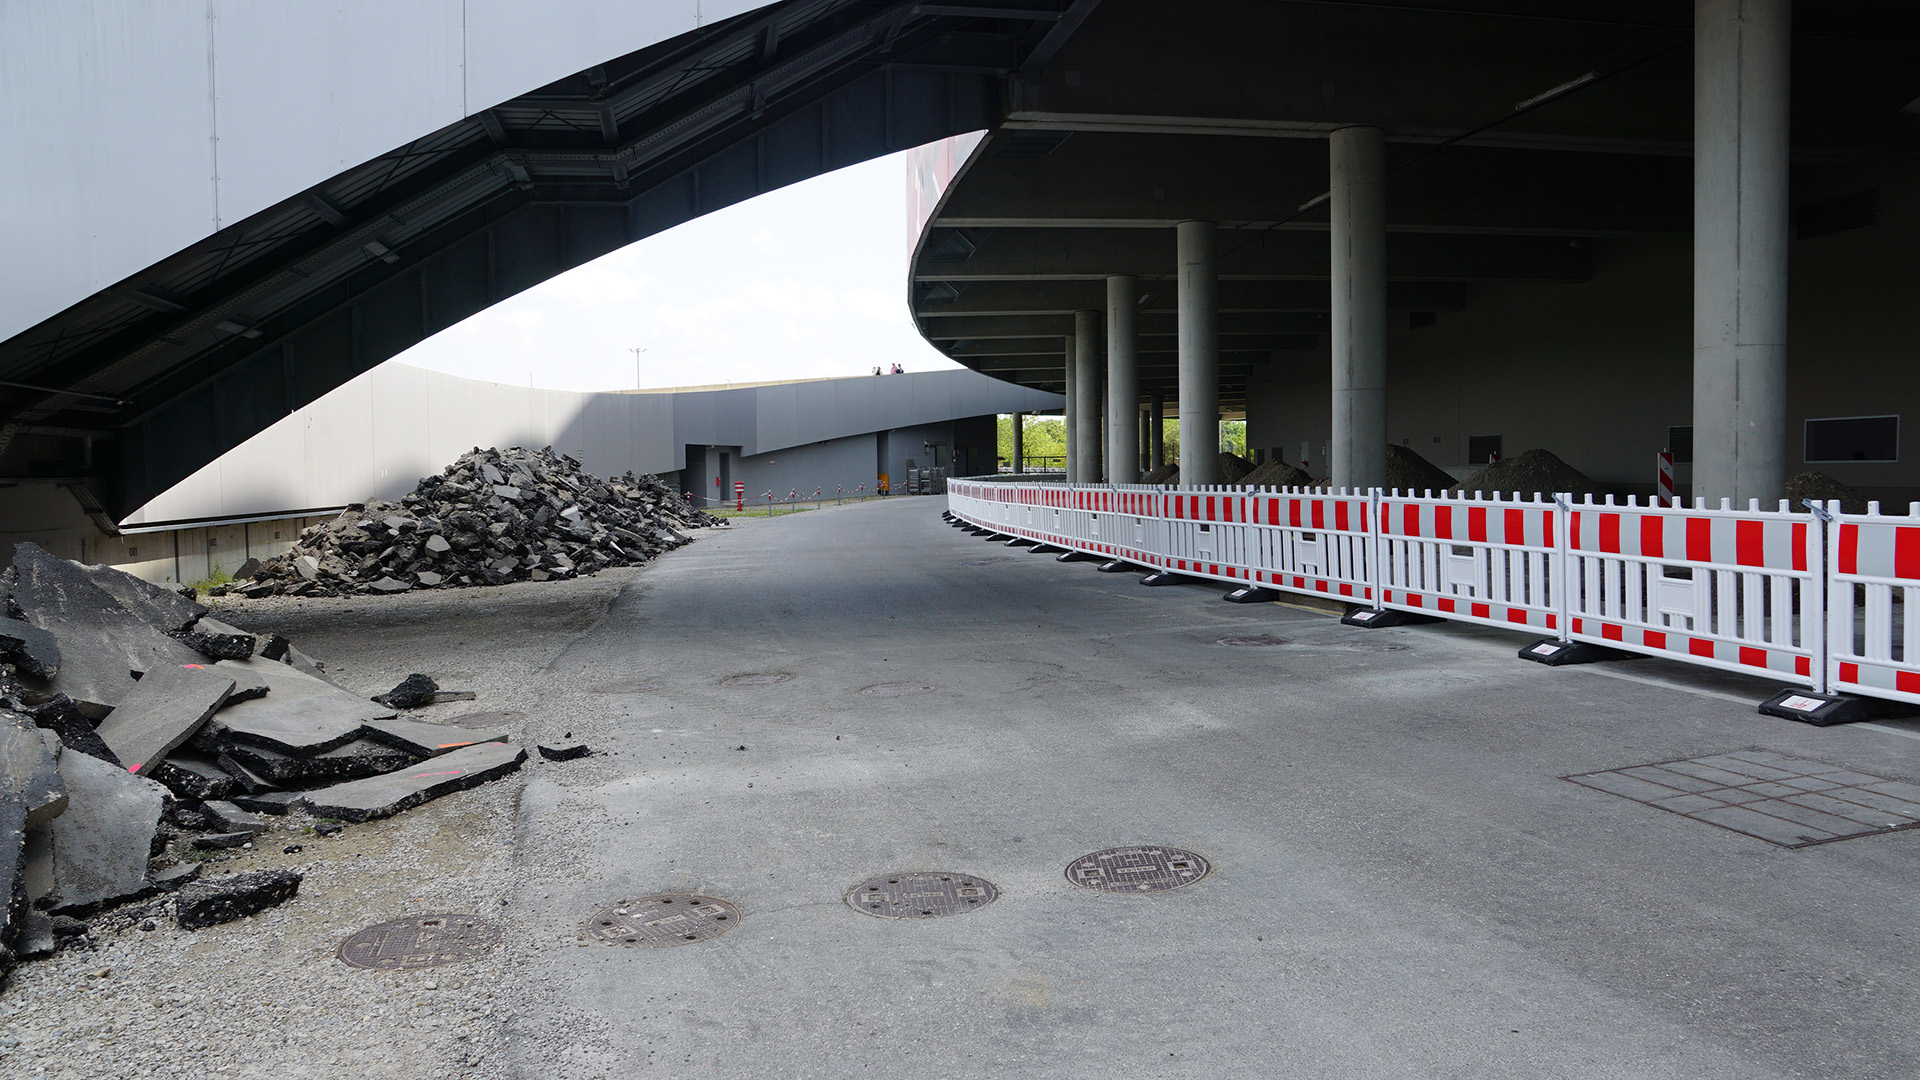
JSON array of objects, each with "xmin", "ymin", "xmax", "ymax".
[
  {"xmin": 537, "ymin": 743, "xmax": 594, "ymax": 761},
  {"xmin": 171, "ymin": 615, "xmax": 257, "ymax": 662},
  {"xmin": 174, "ymin": 869, "xmax": 301, "ymax": 930},
  {"xmin": 0, "ymin": 548, "xmax": 528, "ymax": 982},
  {"xmin": 92, "ymin": 663, "xmax": 236, "ymax": 775},
  {"xmin": 1786, "ymin": 470, "xmax": 1870, "ymax": 514},
  {"xmin": 149, "ymin": 753, "xmax": 236, "ymax": 801},
  {"xmin": 44, "ymin": 749, "xmax": 166, "ymax": 915},
  {"xmin": 3, "ymin": 543, "xmax": 206, "ymax": 718},
  {"xmin": 373, "ymin": 673, "xmax": 439, "ymax": 708},
  {"xmin": 229, "ymin": 445, "xmax": 719, "ymax": 598},
  {"xmin": 302, "ymin": 742, "xmax": 527, "ymax": 822},
  {"xmin": 0, "ymin": 617, "xmax": 60, "ymax": 680},
  {"xmin": 1459, "ymin": 448, "xmax": 1604, "ymax": 499},
  {"xmin": 362, "ymin": 715, "xmax": 508, "ymax": 757},
  {"xmin": 232, "ymin": 557, "xmax": 263, "ymax": 581},
  {"xmin": 199, "ymin": 800, "xmax": 271, "ymax": 835},
  {"xmin": 1239, "ymin": 459, "xmax": 1314, "ymax": 488}
]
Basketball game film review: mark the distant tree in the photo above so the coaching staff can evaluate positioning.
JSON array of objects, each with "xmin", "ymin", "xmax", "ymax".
[{"xmin": 998, "ymin": 415, "xmax": 1067, "ymax": 469}]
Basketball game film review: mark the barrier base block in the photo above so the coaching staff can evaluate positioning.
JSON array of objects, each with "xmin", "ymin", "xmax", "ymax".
[
  {"xmin": 1095, "ymin": 559, "xmax": 1139, "ymax": 573},
  {"xmin": 1518, "ymin": 638, "xmax": 1638, "ymax": 666},
  {"xmin": 1223, "ymin": 585, "xmax": 1280, "ymax": 604},
  {"xmin": 1057, "ymin": 551, "xmax": 1098, "ymax": 563},
  {"xmin": 1139, "ymin": 570, "xmax": 1187, "ymax": 586},
  {"xmin": 1757, "ymin": 689, "xmax": 1886, "ymax": 727},
  {"xmin": 982, "ymin": 532, "xmax": 1009, "ymax": 541},
  {"xmin": 1342, "ymin": 608, "xmax": 1445, "ymax": 629},
  {"xmin": 1005, "ymin": 537, "xmax": 1035, "ymax": 547}
]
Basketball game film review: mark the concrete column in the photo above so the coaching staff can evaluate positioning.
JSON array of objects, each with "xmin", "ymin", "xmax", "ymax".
[
  {"xmin": 1010, "ymin": 412, "xmax": 1025, "ymax": 474},
  {"xmin": 1150, "ymin": 393, "xmax": 1165, "ymax": 468},
  {"xmin": 1106, "ymin": 275, "xmax": 1140, "ymax": 484},
  {"xmin": 1694, "ymin": 0, "xmax": 1791, "ymax": 503},
  {"xmin": 1139, "ymin": 404, "xmax": 1151, "ymax": 474},
  {"xmin": 1074, "ymin": 309, "xmax": 1103, "ymax": 482},
  {"xmin": 1177, "ymin": 221, "xmax": 1220, "ymax": 485},
  {"xmin": 1063, "ymin": 336, "xmax": 1077, "ymax": 482},
  {"xmin": 1330, "ymin": 125, "xmax": 1388, "ymax": 493}
]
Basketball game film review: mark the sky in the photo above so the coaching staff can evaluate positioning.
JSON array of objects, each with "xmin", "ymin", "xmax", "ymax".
[{"xmin": 390, "ymin": 149, "xmax": 962, "ymax": 392}]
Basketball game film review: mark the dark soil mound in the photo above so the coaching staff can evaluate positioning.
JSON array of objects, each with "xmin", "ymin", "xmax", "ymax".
[
  {"xmin": 1240, "ymin": 459, "xmax": 1314, "ymax": 488},
  {"xmin": 1386, "ymin": 444, "xmax": 1460, "ymax": 496},
  {"xmin": 1785, "ymin": 470, "xmax": 1870, "ymax": 514},
  {"xmin": 1459, "ymin": 448, "xmax": 1603, "ymax": 499}
]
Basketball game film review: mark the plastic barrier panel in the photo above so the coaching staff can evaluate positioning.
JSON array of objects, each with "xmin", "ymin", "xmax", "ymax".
[
  {"xmin": 1829, "ymin": 503, "xmax": 1920, "ymax": 703},
  {"xmin": 1565, "ymin": 498, "xmax": 1819, "ymax": 684},
  {"xmin": 1379, "ymin": 492, "xmax": 1558, "ymax": 631}
]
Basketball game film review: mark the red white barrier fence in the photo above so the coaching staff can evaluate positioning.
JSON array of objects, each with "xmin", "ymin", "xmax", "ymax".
[{"xmin": 950, "ymin": 478, "xmax": 1920, "ymax": 709}]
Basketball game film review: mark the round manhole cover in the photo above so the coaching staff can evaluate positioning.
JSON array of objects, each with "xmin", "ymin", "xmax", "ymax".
[
  {"xmin": 336, "ymin": 914, "xmax": 503, "ymax": 970},
  {"xmin": 589, "ymin": 680, "xmax": 662, "ymax": 694},
  {"xmin": 1066, "ymin": 847, "xmax": 1211, "ymax": 893},
  {"xmin": 584, "ymin": 894, "xmax": 741, "ymax": 947},
  {"xmin": 722, "ymin": 672, "xmax": 792, "ymax": 687},
  {"xmin": 846, "ymin": 872, "xmax": 999, "ymax": 918},
  {"xmin": 1217, "ymin": 634, "xmax": 1289, "ymax": 647},
  {"xmin": 445, "ymin": 710, "xmax": 523, "ymax": 729},
  {"xmin": 860, "ymin": 683, "xmax": 935, "ymax": 698}
]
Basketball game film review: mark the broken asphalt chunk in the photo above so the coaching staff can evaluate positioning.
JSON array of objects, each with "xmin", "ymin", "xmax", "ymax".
[
  {"xmin": 74, "ymin": 561, "xmax": 208, "ymax": 632},
  {"xmin": 372, "ymin": 673, "xmax": 438, "ymax": 709},
  {"xmin": 199, "ymin": 800, "xmax": 271, "ymax": 835},
  {"xmin": 361, "ymin": 715, "xmax": 507, "ymax": 757},
  {"xmin": 46, "ymin": 749, "xmax": 166, "ymax": 914},
  {"xmin": 192, "ymin": 832, "xmax": 254, "ymax": 851},
  {"xmin": 0, "ymin": 617, "xmax": 60, "ymax": 680},
  {"xmin": 537, "ymin": 744, "xmax": 593, "ymax": 761},
  {"xmin": 172, "ymin": 616, "xmax": 257, "ymax": 661},
  {"xmin": 149, "ymin": 753, "xmax": 235, "ymax": 801},
  {"xmin": 175, "ymin": 869, "xmax": 301, "ymax": 929},
  {"xmin": 301, "ymin": 742, "xmax": 527, "ymax": 822},
  {"xmin": 93, "ymin": 663, "xmax": 236, "ymax": 775}
]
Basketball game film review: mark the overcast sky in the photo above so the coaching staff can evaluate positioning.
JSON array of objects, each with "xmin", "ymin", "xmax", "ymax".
[{"xmin": 390, "ymin": 149, "xmax": 962, "ymax": 392}]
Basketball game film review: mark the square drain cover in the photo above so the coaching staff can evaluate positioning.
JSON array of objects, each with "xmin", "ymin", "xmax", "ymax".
[{"xmin": 1566, "ymin": 749, "xmax": 1920, "ymax": 848}]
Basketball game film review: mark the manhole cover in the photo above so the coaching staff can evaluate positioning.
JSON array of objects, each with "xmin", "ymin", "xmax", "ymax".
[
  {"xmin": 722, "ymin": 672, "xmax": 792, "ymax": 687},
  {"xmin": 1566, "ymin": 749, "xmax": 1920, "ymax": 848},
  {"xmin": 445, "ymin": 711, "xmax": 523, "ymax": 729},
  {"xmin": 1066, "ymin": 846, "xmax": 1211, "ymax": 892},
  {"xmin": 584, "ymin": 894, "xmax": 741, "ymax": 946},
  {"xmin": 589, "ymin": 680, "xmax": 661, "ymax": 694},
  {"xmin": 336, "ymin": 914, "xmax": 503, "ymax": 970},
  {"xmin": 860, "ymin": 683, "xmax": 935, "ymax": 698},
  {"xmin": 847, "ymin": 872, "xmax": 999, "ymax": 918},
  {"xmin": 1218, "ymin": 634, "xmax": 1289, "ymax": 647}
]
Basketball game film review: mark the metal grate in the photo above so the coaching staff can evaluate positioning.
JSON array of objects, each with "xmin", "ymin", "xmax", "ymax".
[
  {"xmin": 1565, "ymin": 749, "xmax": 1920, "ymax": 847},
  {"xmin": 1066, "ymin": 847, "xmax": 1211, "ymax": 892},
  {"xmin": 846, "ymin": 872, "xmax": 999, "ymax": 918},
  {"xmin": 336, "ymin": 914, "xmax": 503, "ymax": 970},
  {"xmin": 584, "ymin": 895, "xmax": 741, "ymax": 947}
]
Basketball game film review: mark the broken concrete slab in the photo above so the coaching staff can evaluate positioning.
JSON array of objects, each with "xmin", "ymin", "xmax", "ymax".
[
  {"xmin": 173, "ymin": 616, "xmax": 256, "ymax": 661},
  {"xmin": 6, "ymin": 543, "xmax": 207, "ymax": 718},
  {"xmin": 224, "ymin": 738, "xmax": 422, "ymax": 784},
  {"xmin": 361, "ymin": 715, "xmax": 508, "ymax": 758},
  {"xmin": 46, "ymin": 749, "xmax": 167, "ymax": 914},
  {"xmin": 0, "ymin": 617, "xmax": 60, "ymax": 680},
  {"xmin": 26, "ymin": 695, "xmax": 122, "ymax": 767},
  {"xmin": 229, "ymin": 790, "xmax": 305, "ymax": 816},
  {"xmin": 191, "ymin": 832, "xmax": 254, "ymax": 851},
  {"xmin": 200, "ymin": 800, "xmax": 270, "ymax": 835},
  {"xmin": 233, "ymin": 557, "xmax": 263, "ymax": 581},
  {"xmin": 175, "ymin": 869, "xmax": 300, "ymax": 929},
  {"xmin": 75, "ymin": 562, "xmax": 207, "ymax": 632},
  {"xmin": 302, "ymin": 741, "xmax": 527, "ymax": 822},
  {"xmin": 4, "ymin": 717, "xmax": 68, "ymax": 829},
  {"xmin": 372, "ymin": 673, "xmax": 439, "ymax": 709},
  {"xmin": 152, "ymin": 862, "xmax": 201, "ymax": 890},
  {"xmin": 200, "ymin": 658, "xmax": 388, "ymax": 756},
  {"xmin": 149, "ymin": 753, "xmax": 236, "ymax": 801},
  {"xmin": 93, "ymin": 663, "xmax": 236, "ymax": 775}
]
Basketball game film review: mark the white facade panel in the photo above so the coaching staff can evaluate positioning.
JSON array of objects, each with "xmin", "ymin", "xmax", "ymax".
[
  {"xmin": 2, "ymin": 1, "xmax": 779, "ymax": 341},
  {"xmin": 212, "ymin": 0, "xmax": 466, "ymax": 228},
  {"xmin": 1, "ymin": 0, "xmax": 213, "ymax": 334}
]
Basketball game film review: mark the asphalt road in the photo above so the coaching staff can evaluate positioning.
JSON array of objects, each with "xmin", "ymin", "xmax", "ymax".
[{"xmin": 503, "ymin": 496, "xmax": 1920, "ymax": 1079}]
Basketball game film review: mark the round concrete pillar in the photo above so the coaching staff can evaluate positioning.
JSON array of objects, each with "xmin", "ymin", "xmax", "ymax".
[
  {"xmin": 1177, "ymin": 221, "xmax": 1220, "ymax": 486},
  {"xmin": 1010, "ymin": 412, "xmax": 1024, "ymax": 474},
  {"xmin": 1074, "ymin": 310, "xmax": 1103, "ymax": 482},
  {"xmin": 1693, "ymin": 0, "xmax": 1791, "ymax": 503},
  {"xmin": 1330, "ymin": 125, "xmax": 1387, "ymax": 494},
  {"xmin": 1063, "ymin": 335, "xmax": 1077, "ymax": 482},
  {"xmin": 1106, "ymin": 275, "xmax": 1140, "ymax": 484}
]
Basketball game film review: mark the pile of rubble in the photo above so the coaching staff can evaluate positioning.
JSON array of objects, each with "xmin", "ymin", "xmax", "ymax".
[
  {"xmin": 1, "ymin": 544, "xmax": 528, "ymax": 981},
  {"xmin": 225, "ymin": 445, "xmax": 721, "ymax": 599},
  {"xmin": 1459, "ymin": 448, "xmax": 1605, "ymax": 499}
]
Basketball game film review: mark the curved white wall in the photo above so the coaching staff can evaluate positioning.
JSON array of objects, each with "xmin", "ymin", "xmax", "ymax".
[{"xmin": 0, "ymin": 0, "xmax": 776, "ymax": 341}]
